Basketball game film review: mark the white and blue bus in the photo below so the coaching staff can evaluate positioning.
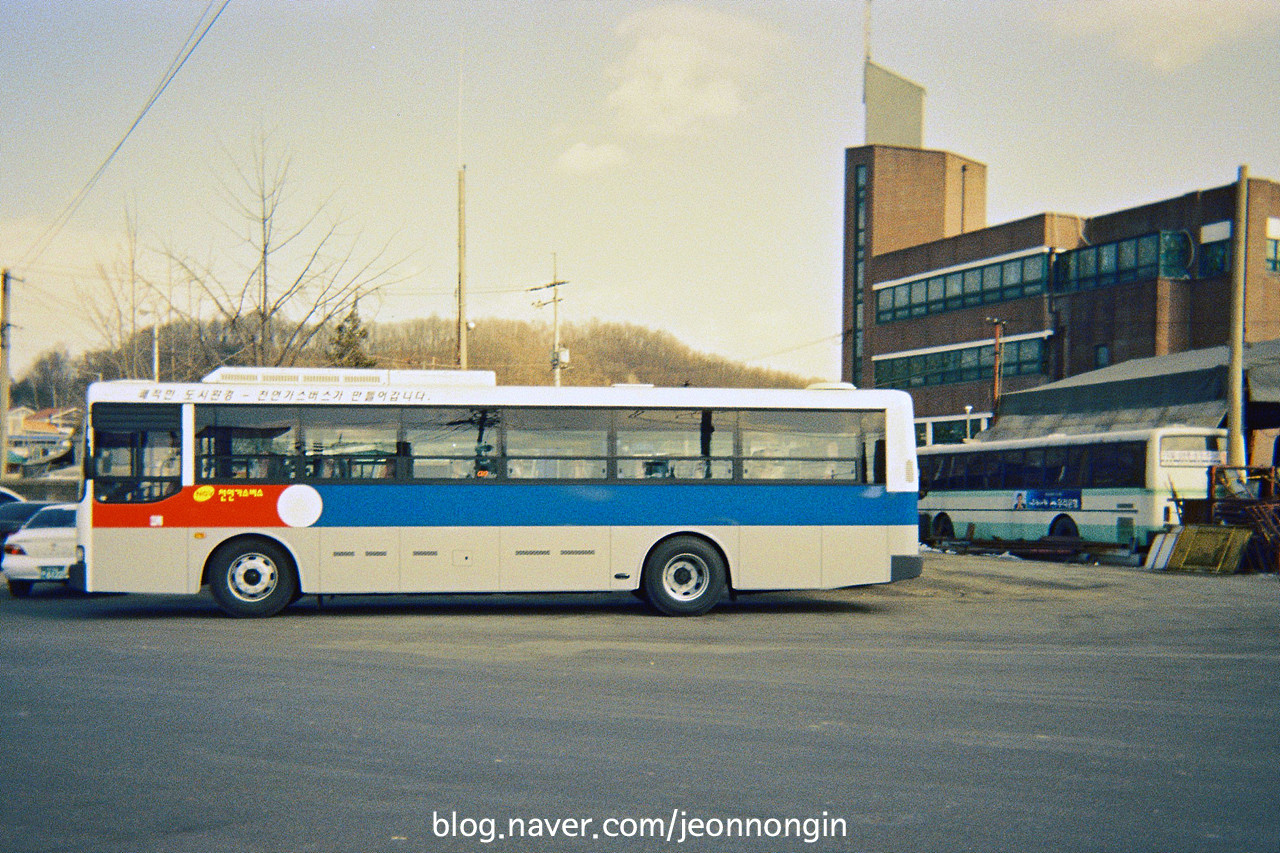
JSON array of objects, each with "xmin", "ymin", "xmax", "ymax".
[
  {"xmin": 918, "ymin": 426, "xmax": 1226, "ymax": 548},
  {"xmin": 73, "ymin": 369, "xmax": 922, "ymax": 617}
]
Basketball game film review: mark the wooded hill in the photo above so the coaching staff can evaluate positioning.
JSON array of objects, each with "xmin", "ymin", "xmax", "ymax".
[
  {"xmin": 14, "ymin": 316, "xmax": 815, "ymax": 410},
  {"xmin": 368, "ymin": 317, "xmax": 812, "ymax": 388}
]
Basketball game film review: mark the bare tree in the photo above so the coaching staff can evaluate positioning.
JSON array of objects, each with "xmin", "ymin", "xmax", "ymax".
[
  {"xmin": 78, "ymin": 207, "xmax": 147, "ymax": 379},
  {"xmin": 160, "ymin": 135, "xmax": 405, "ymax": 368}
]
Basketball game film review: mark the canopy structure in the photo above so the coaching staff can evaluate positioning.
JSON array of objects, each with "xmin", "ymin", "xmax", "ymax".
[{"xmin": 979, "ymin": 338, "xmax": 1280, "ymax": 443}]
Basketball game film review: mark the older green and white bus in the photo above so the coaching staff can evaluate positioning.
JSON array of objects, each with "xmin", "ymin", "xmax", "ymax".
[{"xmin": 918, "ymin": 427, "xmax": 1226, "ymax": 547}]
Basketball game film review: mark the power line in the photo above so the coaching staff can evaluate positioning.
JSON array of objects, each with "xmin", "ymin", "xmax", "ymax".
[
  {"xmin": 17, "ymin": 0, "xmax": 232, "ymax": 269},
  {"xmin": 745, "ymin": 331, "xmax": 843, "ymax": 363}
]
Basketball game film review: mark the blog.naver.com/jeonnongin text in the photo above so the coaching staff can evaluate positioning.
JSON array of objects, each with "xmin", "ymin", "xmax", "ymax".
[{"xmin": 430, "ymin": 809, "xmax": 849, "ymax": 845}]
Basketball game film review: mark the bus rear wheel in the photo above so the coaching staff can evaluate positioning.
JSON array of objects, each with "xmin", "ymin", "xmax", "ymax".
[
  {"xmin": 207, "ymin": 539, "xmax": 297, "ymax": 618},
  {"xmin": 1049, "ymin": 515, "xmax": 1080, "ymax": 539},
  {"xmin": 642, "ymin": 536, "xmax": 726, "ymax": 616}
]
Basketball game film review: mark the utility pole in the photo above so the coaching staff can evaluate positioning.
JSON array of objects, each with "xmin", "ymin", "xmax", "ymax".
[
  {"xmin": 986, "ymin": 316, "xmax": 1006, "ymax": 412},
  {"xmin": 1227, "ymin": 165, "xmax": 1248, "ymax": 466},
  {"xmin": 456, "ymin": 164, "xmax": 468, "ymax": 369},
  {"xmin": 530, "ymin": 255, "xmax": 568, "ymax": 387},
  {"xmin": 0, "ymin": 270, "xmax": 11, "ymax": 479}
]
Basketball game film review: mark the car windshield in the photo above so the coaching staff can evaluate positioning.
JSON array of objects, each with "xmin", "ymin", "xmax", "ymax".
[
  {"xmin": 0, "ymin": 503, "xmax": 47, "ymax": 522},
  {"xmin": 23, "ymin": 508, "xmax": 76, "ymax": 529}
]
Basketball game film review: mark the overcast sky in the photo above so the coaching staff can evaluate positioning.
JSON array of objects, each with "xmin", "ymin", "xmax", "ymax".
[{"xmin": 2, "ymin": 0, "xmax": 1278, "ymax": 380}]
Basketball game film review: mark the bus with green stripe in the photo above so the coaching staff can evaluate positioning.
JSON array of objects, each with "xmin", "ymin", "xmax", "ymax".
[{"xmin": 918, "ymin": 427, "xmax": 1226, "ymax": 548}]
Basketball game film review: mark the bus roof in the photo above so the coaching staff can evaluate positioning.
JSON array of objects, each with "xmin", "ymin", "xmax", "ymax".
[
  {"xmin": 84, "ymin": 374, "xmax": 916, "ymax": 414},
  {"xmin": 201, "ymin": 366, "xmax": 499, "ymax": 387},
  {"xmin": 919, "ymin": 425, "xmax": 1227, "ymax": 453}
]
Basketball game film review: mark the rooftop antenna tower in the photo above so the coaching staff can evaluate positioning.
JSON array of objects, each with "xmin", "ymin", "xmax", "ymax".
[
  {"xmin": 864, "ymin": 0, "xmax": 872, "ymax": 64},
  {"xmin": 861, "ymin": 0, "xmax": 924, "ymax": 148}
]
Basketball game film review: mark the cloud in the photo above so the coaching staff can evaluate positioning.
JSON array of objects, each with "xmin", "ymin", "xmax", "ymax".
[
  {"xmin": 1042, "ymin": 0, "xmax": 1280, "ymax": 72},
  {"xmin": 606, "ymin": 3, "xmax": 788, "ymax": 137},
  {"xmin": 556, "ymin": 142, "xmax": 632, "ymax": 175}
]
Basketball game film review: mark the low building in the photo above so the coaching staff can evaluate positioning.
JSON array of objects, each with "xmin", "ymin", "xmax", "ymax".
[{"xmin": 843, "ymin": 144, "xmax": 1280, "ymax": 448}]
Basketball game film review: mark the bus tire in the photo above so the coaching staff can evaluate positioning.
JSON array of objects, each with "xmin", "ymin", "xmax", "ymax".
[
  {"xmin": 642, "ymin": 536, "xmax": 726, "ymax": 617},
  {"xmin": 7, "ymin": 578, "xmax": 33, "ymax": 598},
  {"xmin": 207, "ymin": 538, "xmax": 297, "ymax": 618},
  {"xmin": 1049, "ymin": 515, "xmax": 1080, "ymax": 539},
  {"xmin": 932, "ymin": 513, "xmax": 956, "ymax": 540}
]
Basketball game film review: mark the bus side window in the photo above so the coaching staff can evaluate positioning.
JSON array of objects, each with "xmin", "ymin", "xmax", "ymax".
[
  {"xmin": 963, "ymin": 453, "xmax": 989, "ymax": 489},
  {"xmin": 993, "ymin": 451, "xmax": 1019, "ymax": 490},
  {"xmin": 1092, "ymin": 442, "xmax": 1145, "ymax": 488},
  {"xmin": 919, "ymin": 455, "xmax": 940, "ymax": 490},
  {"xmin": 935, "ymin": 454, "xmax": 954, "ymax": 490},
  {"xmin": 1043, "ymin": 448, "xmax": 1067, "ymax": 487},
  {"xmin": 1021, "ymin": 449, "xmax": 1045, "ymax": 489},
  {"xmin": 1064, "ymin": 447, "xmax": 1087, "ymax": 488}
]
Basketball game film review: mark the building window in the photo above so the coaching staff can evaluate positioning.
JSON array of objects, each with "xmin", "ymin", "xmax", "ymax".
[
  {"xmin": 1199, "ymin": 240, "xmax": 1231, "ymax": 277},
  {"xmin": 850, "ymin": 164, "xmax": 868, "ymax": 380},
  {"xmin": 1053, "ymin": 232, "xmax": 1191, "ymax": 294},
  {"xmin": 874, "ymin": 252, "xmax": 1048, "ymax": 324},
  {"xmin": 1267, "ymin": 238, "xmax": 1280, "ymax": 273},
  {"xmin": 873, "ymin": 337, "xmax": 1046, "ymax": 390},
  {"xmin": 1094, "ymin": 344, "xmax": 1111, "ymax": 368}
]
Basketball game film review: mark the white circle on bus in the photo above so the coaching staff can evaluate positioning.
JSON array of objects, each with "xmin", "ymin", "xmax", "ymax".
[{"xmin": 277, "ymin": 484, "xmax": 323, "ymax": 528}]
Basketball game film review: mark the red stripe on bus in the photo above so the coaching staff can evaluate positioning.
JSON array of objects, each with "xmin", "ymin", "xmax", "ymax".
[{"xmin": 91, "ymin": 485, "xmax": 290, "ymax": 528}]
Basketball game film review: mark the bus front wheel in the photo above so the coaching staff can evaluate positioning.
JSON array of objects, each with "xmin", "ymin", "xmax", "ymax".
[
  {"xmin": 642, "ymin": 536, "xmax": 726, "ymax": 617},
  {"xmin": 207, "ymin": 539, "xmax": 298, "ymax": 618}
]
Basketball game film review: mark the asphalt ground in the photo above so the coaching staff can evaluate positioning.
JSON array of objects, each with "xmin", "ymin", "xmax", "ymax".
[{"xmin": 1, "ymin": 553, "xmax": 1277, "ymax": 853}]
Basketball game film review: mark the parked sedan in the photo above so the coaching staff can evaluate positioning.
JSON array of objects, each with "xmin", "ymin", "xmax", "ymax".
[
  {"xmin": 0, "ymin": 501, "xmax": 54, "ymax": 546},
  {"xmin": 3, "ymin": 503, "xmax": 77, "ymax": 598}
]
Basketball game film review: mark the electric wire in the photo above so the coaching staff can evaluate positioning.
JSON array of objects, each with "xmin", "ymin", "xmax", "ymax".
[{"xmin": 17, "ymin": 0, "xmax": 232, "ymax": 269}]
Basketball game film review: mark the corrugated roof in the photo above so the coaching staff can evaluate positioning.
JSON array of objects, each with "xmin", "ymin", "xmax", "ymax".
[
  {"xmin": 977, "ymin": 338, "xmax": 1280, "ymax": 441},
  {"xmin": 1009, "ymin": 338, "xmax": 1280, "ymax": 393}
]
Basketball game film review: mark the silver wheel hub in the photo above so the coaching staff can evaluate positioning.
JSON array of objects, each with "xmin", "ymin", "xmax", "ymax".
[
  {"xmin": 227, "ymin": 553, "xmax": 278, "ymax": 603},
  {"xmin": 661, "ymin": 554, "xmax": 709, "ymax": 601}
]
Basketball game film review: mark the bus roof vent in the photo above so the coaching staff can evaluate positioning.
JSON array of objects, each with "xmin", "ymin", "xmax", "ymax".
[
  {"xmin": 805, "ymin": 381, "xmax": 857, "ymax": 390},
  {"xmin": 387, "ymin": 370, "xmax": 497, "ymax": 387},
  {"xmin": 202, "ymin": 367, "xmax": 497, "ymax": 387}
]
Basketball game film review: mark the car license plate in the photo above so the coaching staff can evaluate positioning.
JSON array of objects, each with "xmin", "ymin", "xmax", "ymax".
[{"xmin": 39, "ymin": 566, "xmax": 67, "ymax": 580}]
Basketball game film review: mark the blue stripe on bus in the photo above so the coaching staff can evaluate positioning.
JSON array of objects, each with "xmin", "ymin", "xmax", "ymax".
[{"xmin": 310, "ymin": 483, "xmax": 917, "ymax": 528}]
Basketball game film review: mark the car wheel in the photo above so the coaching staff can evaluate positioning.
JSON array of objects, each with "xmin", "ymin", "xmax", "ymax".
[
  {"xmin": 7, "ymin": 578, "xmax": 33, "ymax": 598},
  {"xmin": 207, "ymin": 539, "xmax": 297, "ymax": 618},
  {"xmin": 642, "ymin": 536, "xmax": 726, "ymax": 616}
]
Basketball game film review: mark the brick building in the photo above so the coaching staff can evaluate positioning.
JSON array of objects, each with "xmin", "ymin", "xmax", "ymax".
[{"xmin": 842, "ymin": 144, "xmax": 1280, "ymax": 444}]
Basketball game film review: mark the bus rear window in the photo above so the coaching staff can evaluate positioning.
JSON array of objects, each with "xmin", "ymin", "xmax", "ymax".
[{"xmin": 1159, "ymin": 435, "xmax": 1226, "ymax": 467}]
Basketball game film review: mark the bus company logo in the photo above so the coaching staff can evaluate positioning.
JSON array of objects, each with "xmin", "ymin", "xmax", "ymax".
[{"xmin": 193, "ymin": 485, "xmax": 216, "ymax": 503}]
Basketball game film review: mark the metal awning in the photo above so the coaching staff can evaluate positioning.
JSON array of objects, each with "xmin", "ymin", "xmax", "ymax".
[{"xmin": 977, "ymin": 339, "xmax": 1280, "ymax": 441}]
